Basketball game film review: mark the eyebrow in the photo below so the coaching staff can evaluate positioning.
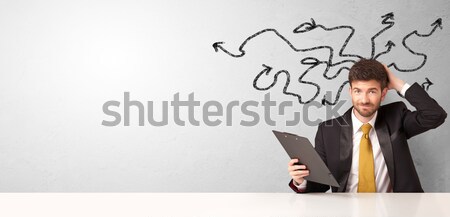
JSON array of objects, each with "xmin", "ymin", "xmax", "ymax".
[{"xmin": 352, "ymin": 87, "xmax": 379, "ymax": 91}]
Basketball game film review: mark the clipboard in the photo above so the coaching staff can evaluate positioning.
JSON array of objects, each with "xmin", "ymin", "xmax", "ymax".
[{"xmin": 273, "ymin": 130, "xmax": 340, "ymax": 187}]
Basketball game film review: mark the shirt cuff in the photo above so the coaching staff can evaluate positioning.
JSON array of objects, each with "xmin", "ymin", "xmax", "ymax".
[
  {"xmin": 399, "ymin": 83, "xmax": 411, "ymax": 97},
  {"xmin": 294, "ymin": 180, "xmax": 308, "ymax": 190}
]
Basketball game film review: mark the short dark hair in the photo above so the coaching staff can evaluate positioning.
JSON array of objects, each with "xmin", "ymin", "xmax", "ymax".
[{"xmin": 348, "ymin": 59, "xmax": 388, "ymax": 89}]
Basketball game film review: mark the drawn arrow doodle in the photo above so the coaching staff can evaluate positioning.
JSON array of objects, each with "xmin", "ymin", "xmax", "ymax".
[
  {"xmin": 212, "ymin": 28, "xmax": 329, "ymax": 58},
  {"xmin": 213, "ymin": 13, "xmax": 443, "ymax": 105},
  {"xmin": 374, "ymin": 40, "xmax": 396, "ymax": 60},
  {"xmin": 372, "ymin": 12, "xmax": 395, "ymax": 59},
  {"xmin": 292, "ymin": 18, "xmax": 363, "ymax": 61},
  {"xmin": 388, "ymin": 18, "xmax": 443, "ymax": 72},
  {"xmin": 421, "ymin": 77, "xmax": 433, "ymax": 91},
  {"xmin": 213, "ymin": 19, "xmax": 360, "ymax": 104},
  {"xmin": 253, "ymin": 64, "xmax": 320, "ymax": 104}
]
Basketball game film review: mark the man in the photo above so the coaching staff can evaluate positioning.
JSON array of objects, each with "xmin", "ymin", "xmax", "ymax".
[{"xmin": 288, "ymin": 59, "xmax": 447, "ymax": 193}]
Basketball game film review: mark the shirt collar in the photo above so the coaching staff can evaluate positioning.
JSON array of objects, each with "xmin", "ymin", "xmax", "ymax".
[{"xmin": 351, "ymin": 108, "xmax": 377, "ymax": 135}]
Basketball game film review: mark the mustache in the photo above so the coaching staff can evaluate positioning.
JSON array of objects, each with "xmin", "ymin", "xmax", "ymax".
[{"xmin": 359, "ymin": 103, "xmax": 374, "ymax": 106}]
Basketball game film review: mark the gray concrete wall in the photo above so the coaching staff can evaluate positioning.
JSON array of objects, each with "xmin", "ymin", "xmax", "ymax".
[{"xmin": 0, "ymin": 0, "xmax": 449, "ymax": 192}]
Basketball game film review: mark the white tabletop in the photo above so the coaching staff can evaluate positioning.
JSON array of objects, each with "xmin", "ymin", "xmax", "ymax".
[{"xmin": 1, "ymin": 193, "xmax": 449, "ymax": 217}]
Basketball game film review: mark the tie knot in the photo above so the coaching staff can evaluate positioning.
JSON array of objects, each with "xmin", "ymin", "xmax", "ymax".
[{"xmin": 361, "ymin": 123, "xmax": 372, "ymax": 134}]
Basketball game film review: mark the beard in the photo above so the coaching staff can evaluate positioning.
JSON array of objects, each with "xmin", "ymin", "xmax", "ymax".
[{"xmin": 354, "ymin": 102, "xmax": 380, "ymax": 118}]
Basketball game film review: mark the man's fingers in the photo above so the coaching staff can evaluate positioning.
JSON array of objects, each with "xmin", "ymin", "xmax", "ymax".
[
  {"xmin": 294, "ymin": 165, "xmax": 307, "ymax": 170},
  {"xmin": 288, "ymin": 159, "xmax": 309, "ymax": 182},
  {"xmin": 288, "ymin": 158, "xmax": 299, "ymax": 166},
  {"xmin": 288, "ymin": 165, "xmax": 307, "ymax": 172},
  {"xmin": 290, "ymin": 170, "xmax": 310, "ymax": 177}
]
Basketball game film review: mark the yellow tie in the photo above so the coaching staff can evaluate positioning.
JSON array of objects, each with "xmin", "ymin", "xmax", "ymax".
[{"xmin": 358, "ymin": 123, "xmax": 376, "ymax": 192}]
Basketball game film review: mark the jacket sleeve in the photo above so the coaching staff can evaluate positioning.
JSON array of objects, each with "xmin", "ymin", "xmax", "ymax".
[{"xmin": 402, "ymin": 82, "xmax": 447, "ymax": 139}]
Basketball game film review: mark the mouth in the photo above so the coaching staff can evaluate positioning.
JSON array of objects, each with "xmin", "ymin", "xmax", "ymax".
[{"xmin": 360, "ymin": 104, "xmax": 372, "ymax": 109}]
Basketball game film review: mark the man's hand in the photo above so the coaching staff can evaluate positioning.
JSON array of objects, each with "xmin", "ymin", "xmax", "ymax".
[
  {"xmin": 288, "ymin": 159, "xmax": 309, "ymax": 186},
  {"xmin": 384, "ymin": 64, "xmax": 405, "ymax": 92}
]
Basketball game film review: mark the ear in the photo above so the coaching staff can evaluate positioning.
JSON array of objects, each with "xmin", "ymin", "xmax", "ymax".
[{"xmin": 380, "ymin": 87, "xmax": 388, "ymax": 101}]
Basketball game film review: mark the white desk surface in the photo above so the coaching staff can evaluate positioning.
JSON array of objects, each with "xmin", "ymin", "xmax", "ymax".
[{"xmin": 1, "ymin": 193, "xmax": 449, "ymax": 217}]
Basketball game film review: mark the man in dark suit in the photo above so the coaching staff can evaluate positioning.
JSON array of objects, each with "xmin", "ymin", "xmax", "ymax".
[{"xmin": 288, "ymin": 59, "xmax": 447, "ymax": 193}]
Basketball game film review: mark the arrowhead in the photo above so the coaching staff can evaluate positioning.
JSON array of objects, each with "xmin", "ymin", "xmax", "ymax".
[
  {"xmin": 431, "ymin": 18, "xmax": 443, "ymax": 30},
  {"xmin": 382, "ymin": 12, "xmax": 394, "ymax": 19},
  {"xmin": 262, "ymin": 64, "xmax": 273, "ymax": 75},
  {"xmin": 386, "ymin": 40, "xmax": 396, "ymax": 47},
  {"xmin": 293, "ymin": 18, "xmax": 317, "ymax": 33},
  {"xmin": 381, "ymin": 12, "xmax": 394, "ymax": 24},
  {"xmin": 421, "ymin": 77, "xmax": 434, "ymax": 91},
  {"xmin": 212, "ymin": 42, "xmax": 224, "ymax": 52}
]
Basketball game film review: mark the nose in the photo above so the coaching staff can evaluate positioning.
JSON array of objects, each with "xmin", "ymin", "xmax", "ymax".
[{"xmin": 361, "ymin": 94, "xmax": 369, "ymax": 104}]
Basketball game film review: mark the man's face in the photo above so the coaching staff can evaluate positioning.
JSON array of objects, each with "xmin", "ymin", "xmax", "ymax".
[{"xmin": 349, "ymin": 80, "xmax": 387, "ymax": 118}]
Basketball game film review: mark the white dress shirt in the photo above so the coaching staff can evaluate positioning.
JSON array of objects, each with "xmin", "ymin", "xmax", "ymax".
[
  {"xmin": 347, "ymin": 110, "xmax": 391, "ymax": 192},
  {"xmin": 294, "ymin": 83, "xmax": 411, "ymax": 192}
]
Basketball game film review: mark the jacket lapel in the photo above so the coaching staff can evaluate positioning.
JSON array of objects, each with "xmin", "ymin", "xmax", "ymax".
[
  {"xmin": 338, "ymin": 108, "xmax": 353, "ymax": 192},
  {"xmin": 375, "ymin": 113, "xmax": 395, "ymax": 188}
]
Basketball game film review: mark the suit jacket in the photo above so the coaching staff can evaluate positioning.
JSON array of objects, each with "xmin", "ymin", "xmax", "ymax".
[{"xmin": 289, "ymin": 83, "xmax": 447, "ymax": 193}]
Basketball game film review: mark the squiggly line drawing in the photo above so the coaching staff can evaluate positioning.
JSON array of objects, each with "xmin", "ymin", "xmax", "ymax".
[
  {"xmin": 371, "ymin": 12, "xmax": 395, "ymax": 59},
  {"xmin": 252, "ymin": 64, "xmax": 318, "ymax": 103},
  {"xmin": 213, "ymin": 18, "xmax": 361, "ymax": 105},
  {"xmin": 387, "ymin": 18, "xmax": 443, "ymax": 72},
  {"xmin": 374, "ymin": 40, "xmax": 396, "ymax": 60},
  {"xmin": 213, "ymin": 12, "xmax": 443, "ymax": 105}
]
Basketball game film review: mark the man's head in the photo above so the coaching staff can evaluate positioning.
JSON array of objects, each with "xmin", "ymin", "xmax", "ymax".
[{"xmin": 348, "ymin": 59, "xmax": 389, "ymax": 120}]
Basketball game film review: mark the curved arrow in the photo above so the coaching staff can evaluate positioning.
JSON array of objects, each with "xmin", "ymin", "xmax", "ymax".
[
  {"xmin": 374, "ymin": 40, "xmax": 396, "ymax": 60},
  {"xmin": 294, "ymin": 18, "xmax": 363, "ymax": 61},
  {"xmin": 213, "ymin": 28, "xmax": 334, "ymax": 58},
  {"xmin": 253, "ymin": 64, "xmax": 320, "ymax": 104},
  {"xmin": 371, "ymin": 12, "xmax": 395, "ymax": 59},
  {"xmin": 421, "ymin": 77, "xmax": 433, "ymax": 91},
  {"xmin": 389, "ymin": 18, "xmax": 442, "ymax": 72}
]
